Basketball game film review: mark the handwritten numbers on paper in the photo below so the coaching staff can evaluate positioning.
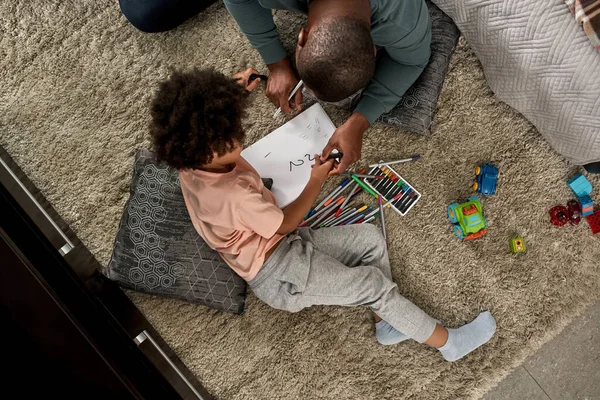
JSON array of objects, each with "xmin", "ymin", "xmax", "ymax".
[
  {"xmin": 287, "ymin": 112, "xmax": 328, "ymax": 171},
  {"xmin": 289, "ymin": 159, "xmax": 304, "ymax": 171},
  {"xmin": 288, "ymin": 154, "xmax": 317, "ymax": 172},
  {"xmin": 298, "ymin": 118, "xmax": 323, "ymax": 140}
]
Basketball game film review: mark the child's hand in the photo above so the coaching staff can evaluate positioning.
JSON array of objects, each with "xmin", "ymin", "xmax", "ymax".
[
  {"xmin": 310, "ymin": 155, "xmax": 335, "ymax": 184},
  {"xmin": 233, "ymin": 68, "xmax": 262, "ymax": 92}
]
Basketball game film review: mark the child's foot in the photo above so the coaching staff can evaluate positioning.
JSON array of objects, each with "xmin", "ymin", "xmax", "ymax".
[
  {"xmin": 438, "ymin": 311, "xmax": 496, "ymax": 361},
  {"xmin": 375, "ymin": 320, "xmax": 409, "ymax": 345}
]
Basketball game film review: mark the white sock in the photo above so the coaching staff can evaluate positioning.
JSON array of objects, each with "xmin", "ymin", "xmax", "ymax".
[
  {"xmin": 375, "ymin": 319, "xmax": 441, "ymax": 346},
  {"xmin": 375, "ymin": 320, "xmax": 409, "ymax": 345},
  {"xmin": 438, "ymin": 311, "xmax": 496, "ymax": 362}
]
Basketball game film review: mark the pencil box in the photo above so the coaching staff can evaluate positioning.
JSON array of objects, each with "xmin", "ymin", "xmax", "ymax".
[{"xmin": 361, "ymin": 164, "xmax": 421, "ymax": 216}]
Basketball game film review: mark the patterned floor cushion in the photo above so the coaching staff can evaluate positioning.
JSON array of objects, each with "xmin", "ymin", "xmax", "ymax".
[{"xmin": 105, "ymin": 149, "xmax": 247, "ymax": 314}]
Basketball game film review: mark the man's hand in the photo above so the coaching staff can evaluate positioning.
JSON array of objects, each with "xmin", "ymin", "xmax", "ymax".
[
  {"xmin": 310, "ymin": 155, "xmax": 335, "ymax": 184},
  {"xmin": 266, "ymin": 58, "xmax": 302, "ymax": 114},
  {"xmin": 233, "ymin": 68, "xmax": 263, "ymax": 92},
  {"xmin": 321, "ymin": 112, "xmax": 370, "ymax": 174}
]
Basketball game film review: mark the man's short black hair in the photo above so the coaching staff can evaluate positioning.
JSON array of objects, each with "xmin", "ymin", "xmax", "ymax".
[
  {"xmin": 149, "ymin": 68, "xmax": 247, "ymax": 170},
  {"xmin": 297, "ymin": 16, "xmax": 375, "ymax": 102}
]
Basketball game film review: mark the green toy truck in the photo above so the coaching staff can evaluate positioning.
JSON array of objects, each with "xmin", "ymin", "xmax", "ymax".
[{"xmin": 447, "ymin": 196, "xmax": 488, "ymax": 240}]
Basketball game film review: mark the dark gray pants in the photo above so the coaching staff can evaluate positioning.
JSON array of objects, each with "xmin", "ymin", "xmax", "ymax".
[
  {"xmin": 119, "ymin": 0, "xmax": 216, "ymax": 33},
  {"xmin": 249, "ymin": 225, "xmax": 437, "ymax": 343}
]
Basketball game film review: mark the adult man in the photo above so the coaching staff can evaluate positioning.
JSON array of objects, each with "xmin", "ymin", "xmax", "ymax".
[{"xmin": 224, "ymin": 0, "xmax": 432, "ymax": 173}]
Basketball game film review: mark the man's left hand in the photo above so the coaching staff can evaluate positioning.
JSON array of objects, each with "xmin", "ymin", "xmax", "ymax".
[{"xmin": 321, "ymin": 112, "xmax": 370, "ymax": 175}]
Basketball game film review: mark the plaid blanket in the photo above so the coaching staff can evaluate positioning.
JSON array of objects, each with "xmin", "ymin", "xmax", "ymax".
[{"xmin": 565, "ymin": 0, "xmax": 600, "ymax": 51}]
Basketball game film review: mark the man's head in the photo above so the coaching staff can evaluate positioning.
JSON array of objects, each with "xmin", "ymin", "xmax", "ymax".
[
  {"xmin": 296, "ymin": 16, "xmax": 375, "ymax": 102},
  {"xmin": 149, "ymin": 68, "xmax": 247, "ymax": 170}
]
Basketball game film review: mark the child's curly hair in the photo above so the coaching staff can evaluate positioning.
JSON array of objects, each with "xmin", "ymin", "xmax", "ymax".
[{"xmin": 149, "ymin": 68, "xmax": 248, "ymax": 169}]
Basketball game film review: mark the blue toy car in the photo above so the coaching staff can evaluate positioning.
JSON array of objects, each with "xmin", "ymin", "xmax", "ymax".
[{"xmin": 473, "ymin": 163, "xmax": 498, "ymax": 196}]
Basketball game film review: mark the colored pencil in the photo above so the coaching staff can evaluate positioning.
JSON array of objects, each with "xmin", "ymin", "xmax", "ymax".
[
  {"xmin": 401, "ymin": 194, "xmax": 419, "ymax": 213},
  {"xmin": 327, "ymin": 205, "xmax": 364, "ymax": 226},
  {"xmin": 380, "ymin": 173, "xmax": 398, "ymax": 196},
  {"xmin": 310, "ymin": 206, "xmax": 340, "ymax": 228},
  {"xmin": 394, "ymin": 187, "xmax": 412, "ymax": 207},
  {"xmin": 311, "ymin": 195, "xmax": 352, "ymax": 228},
  {"xmin": 372, "ymin": 166, "xmax": 391, "ymax": 192},
  {"xmin": 378, "ymin": 195, "xmax": 387, "ymax": 245},
  {"xmin": 378, "ymin": 167, "xmax": 399, "ymax": 194},
  {"xmin": 364, "ymin": 207, "xmax": 381, "ymax": 219},
  {"xmin": 273, "ymin": 80, "xmax": 304, "ymax": 118},
  {"xmin": 383, "ymin": 192, "xmax": 404, "ymax": 207},
  {"xmin": 302, "ymin": 196, "xmax": 344, "ymax": 226},
  {"xmin": 321, "ymin": 207, "xmax": 355, "ymax": 226},
  {"xmin": 350, "ymin": 175, "xmax": 378, "ymax": 198},
  {"xmin": 384, "ymin": 177, "xmax": 407, "ymax": 201},
  {"xmin": 340, "ymin": 172, "xmax": 386, "ymax": 179},
  {"xmin": 322, "ymin": 207, "xmax": 359, "ymax": 227},
  {"xmin": 368, "ymin": 155, "xmax": 421, "ymax": 168},
  {"xmin": 396, "ymin": 191, "xmax": 415, "ymax": 211},
  {"xmin": 361, "ymin": 214, "xmax": 379, "ymax": 224},
  {"xmin": 328, "ymin": 205, "xmax": 368, "ymax": 227},
  {"xmin": 380, "ymin": 175, "xmax": 399, "ymax": 196},
  {"xmin": 342, "ymin": 206, "xmax": 373, "ymax": 225},
  {"xmin": 308, "ymin": 178, "xmax": 350, "ymax": 216},
  {"xmin": 337, "ymin": 169, "xmax": 367, "ymax": 215},
  {"xmin": 400, "ymin": 192, "xmax": 419, "ymax": 211}
]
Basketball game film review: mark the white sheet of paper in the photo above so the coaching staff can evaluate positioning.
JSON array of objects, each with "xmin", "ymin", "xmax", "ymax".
[{"xmin": 241, "ymin": 103, "xmax": 336, "ymax": 208}]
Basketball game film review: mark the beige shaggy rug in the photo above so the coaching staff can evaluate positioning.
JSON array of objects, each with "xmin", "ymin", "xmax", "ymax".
[{"xmin": 2, "ymin": 2, "xmax": 599, "ymax": 399}]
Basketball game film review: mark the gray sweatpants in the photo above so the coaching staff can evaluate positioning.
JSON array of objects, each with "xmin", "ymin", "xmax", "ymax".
[{"xmin": 248, "ymin": 224, "xmax": 437, "ymax": 343}]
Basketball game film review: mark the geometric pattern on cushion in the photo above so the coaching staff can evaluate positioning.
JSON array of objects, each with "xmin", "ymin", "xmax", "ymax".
[
  {"xmin": 105, "ymin": 149, "xmax": 247, "ymax": 314},
  {"xmin": 431, "ymin": 0, "xmax": 600, "ymax": 164}
]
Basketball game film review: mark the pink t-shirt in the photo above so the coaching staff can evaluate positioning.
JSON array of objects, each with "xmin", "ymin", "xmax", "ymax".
[{"xmin": 179, "ymin": 157, "xmax": 285, "ymax": 281}]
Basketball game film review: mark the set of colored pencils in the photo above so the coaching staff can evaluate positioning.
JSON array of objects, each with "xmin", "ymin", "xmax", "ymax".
[
  {"xmin": 300, "ymin": 156, "xmax": 421, "ymax": 235},
  {"xmin": 300, "ymin": 171, "xmax": 381, "ymax": 229},
  {"xmin": 362, "ymin": 164, "xmax": 421, "ymax": 216}
]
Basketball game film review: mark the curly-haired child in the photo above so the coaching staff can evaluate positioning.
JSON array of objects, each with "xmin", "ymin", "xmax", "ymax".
[{"xmin": 148, "ymin": 67, "xmax": 496, "ymax": 361}]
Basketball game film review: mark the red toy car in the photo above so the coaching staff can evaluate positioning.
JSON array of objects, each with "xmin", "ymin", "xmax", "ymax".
[
  {"xmin": 549, "ymin": 205, "xmax": 569, "ymax": 226},
  {"xmin": 567, "ymin": 200, "xmax": 581, "ymax": 225}
]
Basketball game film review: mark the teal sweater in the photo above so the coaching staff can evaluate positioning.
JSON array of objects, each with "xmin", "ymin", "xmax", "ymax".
[{"xmin": 224, "ymin": 0, "xmax": 432, "ymax": 124}]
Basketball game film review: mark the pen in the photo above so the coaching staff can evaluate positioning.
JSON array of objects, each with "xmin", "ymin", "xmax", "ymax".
[
  {"xmin": 302, "ymin": 196, "xmax": 345, "ymax": 226},
  {"xmin": 340, "ymin": 172, "xmax": 386, "ymax": 179},
  {"xmin": 368, "ymin": 155, "xmax": 421, "ymax": 168},
  {"xmin": 321, "ymin": 207, "xmax": 358, "ymax": 227},
  {"xmin": 349, "ymin": 175, "xmax": 378, "ymax": 198},
  {"xmin": 344, "ymin": 208, "xmax": 372, "ymax": 225},
  {"xmin": 333, "ymin": 205, "xmax": 370, "ymax": 226},
  {"xmin": 308, "ymin": 178, "xmax": 350, "ymax": 217},
  {"xmin": 273, "ymin": 80, "xmax": 304, "ymax": 118},
  {"xmin": 361, "ymin": 214, "xmax": 379, "ymax": 224},
  {"xmin": 249, "ymin": 73, "xmax": 268, "ymax": 82},
  {"xmin": 378, "ymin": 195, "xmax": 387, "ymax": 246},
  {"xmin": 310, "ymin": 203, "xmax": 342, "ymax": 228},
  {"xmin": 336, "ymin": 168, "xmax": 367, "ymax": 215},
  {"xmin": 326, "ymin": 152, "xmax": 343, "ymax": 161}
]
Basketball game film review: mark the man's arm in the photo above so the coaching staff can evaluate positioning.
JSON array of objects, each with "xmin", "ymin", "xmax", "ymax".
[
  {"xmin": 354, "ymin": 0, "xmax": 432, "ymax": 124},
  {"xmin": 223, "ymin": 0, "xmax": 287, "ymax": 65},
  {"xmin": 224, "ymin": 0, "xmax": 303, "ymax": 113},
  {"xmin": 321, "ymin": 0, "xmax": 431, "ymax": 172}
]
